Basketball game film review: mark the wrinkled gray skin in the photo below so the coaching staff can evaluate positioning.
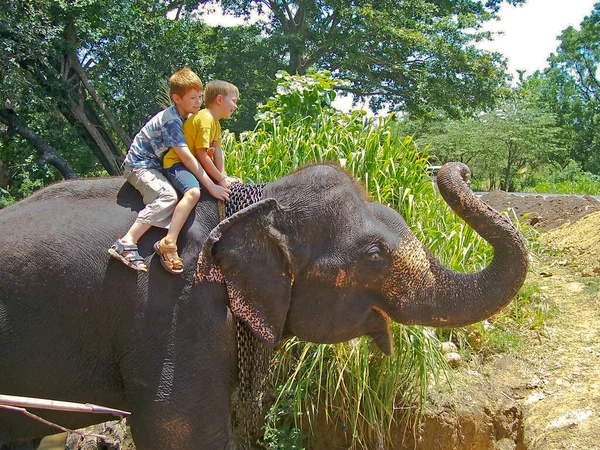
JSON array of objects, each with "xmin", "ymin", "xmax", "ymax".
[{"xmin": 0, "ymin": 163, "xmax": 527, "ymax": 450}]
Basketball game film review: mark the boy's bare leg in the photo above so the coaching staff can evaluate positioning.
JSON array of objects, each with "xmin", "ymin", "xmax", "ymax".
[
  {"xmin": 152, "ymin": 188, "xmax": 200, "ymax": 273},
  {"xmin": 164, "ymin": 188, "xmax": 201, "ymax": 246},
  {"xmin": 121, "ymin": 222, "xmax": 153, "ymax": 246}
]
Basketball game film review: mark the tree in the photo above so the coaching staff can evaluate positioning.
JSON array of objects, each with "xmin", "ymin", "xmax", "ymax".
[
  {"xmin": 181, "ymin": 0, "xmax": 525, "ymax": 117},
  {"xmin": 416, "ymin": 93, "xmax": 562, "ymax": 191},
  {"xmin": 0, "ymin": 0, "xmax": 130, "ymax": 177},
  {"xmin": 526, "ymin": 3, "xmax": 600, "ymax": 173},
  {"xmin": 1, "ymin": 0, "xmax": 281, "ymax": 201}
]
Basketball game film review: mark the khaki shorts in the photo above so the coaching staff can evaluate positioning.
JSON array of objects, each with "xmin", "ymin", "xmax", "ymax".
[{"xmin": 125, "ymin": 166, "xmax": 178, "ymax": 229}]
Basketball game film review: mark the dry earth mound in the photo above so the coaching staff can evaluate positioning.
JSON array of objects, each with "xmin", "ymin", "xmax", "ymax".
[{"xmin": 481, "ymin": 191, "xmax": 600, "ymax": 231}]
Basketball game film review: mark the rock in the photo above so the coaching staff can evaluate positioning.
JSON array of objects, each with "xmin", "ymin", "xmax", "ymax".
[
  {"xmin": 495, "ymin": 437, "xmax": 517, "ymax": 450},
  {"xmin": 440, "ymin": 341, "xmax": 458, "ymax": 354},
  {"xmin": 445, "ymin": 352, "xmax": 462, "ymax": 367}
]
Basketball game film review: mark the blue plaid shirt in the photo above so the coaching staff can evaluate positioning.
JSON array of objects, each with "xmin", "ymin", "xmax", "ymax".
[{"xmin": 124, "ymin": 105, "xmax": 188, "ymax": 170}]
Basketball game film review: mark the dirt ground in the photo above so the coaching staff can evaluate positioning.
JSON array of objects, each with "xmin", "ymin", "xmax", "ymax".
[
  {"xmin": 480, "ymin": 190, "xmax": 600, "ymax": 231},
  {"xmin": 420, "ymin": 191, "xmax": 600, "ymax": 450},
  {"xmin": 507, "ymin": 194, "xmax": 600, "ymax": 449}
]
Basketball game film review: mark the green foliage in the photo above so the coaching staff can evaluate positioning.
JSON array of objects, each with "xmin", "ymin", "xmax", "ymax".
[
  {"xmin": 0, "ymin": 0, "xmax": 280, "ymax": 195},
  {"xmin": 262, "ymin": 387, "xmax": 307, "ymax": 449},
  {"xmin": 525, "ymin": 4, "xmax": 600, "ymax": 173},
  {"xmin": 0, "ymin": 187, "xmax": 15, "ymax": 209},
  {"xmin": 262, "ymin": 327, "xmax": 448, "ymax": 450},
  {"xmin": 256, "ymin": 70, "xmax": 340, "ymax": 126},
  {"xmin": 523, "ymin": 160, "xmax": 600, "ymax": 195},
  {"xmin": 413, "ymin": 91, "xmax": 564, "ymax": 192},
  {"xmin": 197, "ymin": 0, "xmax": 525, "ymax": 117}
]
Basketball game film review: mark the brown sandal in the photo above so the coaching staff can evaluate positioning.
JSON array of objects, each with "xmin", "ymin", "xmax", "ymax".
[{"xmin": 153, "ymin": 238, "xmax": 184, "ymax": 274}]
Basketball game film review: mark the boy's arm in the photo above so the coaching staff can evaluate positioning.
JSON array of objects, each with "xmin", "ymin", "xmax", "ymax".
[
  {"xmin": 172, "ymin": 146, "xmax": 230, "ymax": 201},
  {"xmin": 197, "ymin": 148, "xmax": 230, "ymax": 188},
  {"xmin": 210, "ymin": 147, "xmax": 241, "ymax": 185},
  {"xmin": 213, "ymin": 146, "xmax": 224, "ymax": 174}
]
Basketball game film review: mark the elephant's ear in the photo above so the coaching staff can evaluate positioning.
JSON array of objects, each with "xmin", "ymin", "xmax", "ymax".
[{"xmin": 196, "ymin": 198, "xmax": 292, "ymax": 347}]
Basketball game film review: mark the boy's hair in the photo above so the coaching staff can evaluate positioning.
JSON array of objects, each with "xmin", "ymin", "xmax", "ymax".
[
  {"xmin": 169, "ymin": 67, "xmax": 203, "ymax": 97},
  {"xmin": 204, "ymin": 80, "xmax": 239, "ymax": 106}
]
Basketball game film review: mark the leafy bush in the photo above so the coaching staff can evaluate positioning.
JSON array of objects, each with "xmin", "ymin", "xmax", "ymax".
[
  {"xmin": 255, "ymin": 70, "xmax": 343, "ymax": 128},
  {"xmin": 523, "ymin": 160, "xmax": 600, "ymax": 194},
  {"xmin": 0, "ymin": 187, "xmax": 14, "ymax": 209}
]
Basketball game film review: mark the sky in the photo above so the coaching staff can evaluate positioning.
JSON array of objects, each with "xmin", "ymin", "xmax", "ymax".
[{"xmin": 477, "ymin": 0, "xmax": 597, "ymax": 78}]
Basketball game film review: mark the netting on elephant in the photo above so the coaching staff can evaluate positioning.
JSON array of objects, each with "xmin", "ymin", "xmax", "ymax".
[{"xmin": 219, "ymin": 183, "xmax": 276, "ymax": 448}]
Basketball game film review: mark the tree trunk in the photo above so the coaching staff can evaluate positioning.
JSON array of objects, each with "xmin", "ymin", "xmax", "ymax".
[
  {"xmin": 502, "ymin": 141, "xmax": 515, "ymax": 192},
  {"xmin": 69, "ymin": 53, "xmax": 132, "ymax": 149},
  {"xmin": 55, "ymin": 23, "xmax": 125, "ymax": 175},
  {"xmin": 63, "ymin": 95, "xmax": 124, "ymax": 175},
  {"xmin": 0, "ymin": 108, "xmax": 78, "ymax": 180},
  {"xmin": 0, "ymin": 158, "xmax": 10, "ymax": 188}
]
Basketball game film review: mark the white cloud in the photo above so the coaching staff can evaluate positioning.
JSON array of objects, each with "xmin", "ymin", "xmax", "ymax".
[{"xmin": 477, "ymin": 0, "xmax": 597, "ymax": 77}]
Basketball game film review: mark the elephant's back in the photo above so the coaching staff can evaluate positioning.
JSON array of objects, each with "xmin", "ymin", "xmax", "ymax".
[
  {"xmin": 0, "ymin": 177, "xmax": 141, "ymax": 240},
  {"xmin": 3, "ymin": 177, "xmax": 126, "ymax": 206},
  {"xmin": 0, "ymin": 176, "xmax": 218, "ymax": 282}
]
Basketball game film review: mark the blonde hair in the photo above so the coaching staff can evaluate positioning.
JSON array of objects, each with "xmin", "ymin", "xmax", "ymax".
[
  {"xmin": 204, "ymin": 80, "xmax": 239, "ymax": 106},
  {"xmin": 169, "ymin": 67, "xmax": 203, "ymax": 97}
]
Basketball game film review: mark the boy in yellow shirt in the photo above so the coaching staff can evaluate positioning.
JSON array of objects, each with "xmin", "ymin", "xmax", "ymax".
[
  {"xmin": 178, "ymin": 80, "xmax": 240, "ymax": 187},
  {"xmin": 161, "ymin": 80, "xmax": 239, "ymax": 272}
]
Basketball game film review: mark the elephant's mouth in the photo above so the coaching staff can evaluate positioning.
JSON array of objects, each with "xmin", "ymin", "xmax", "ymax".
[{"xmin": 368, "ymin": 306, "xmax": 393, "ymax": 355}]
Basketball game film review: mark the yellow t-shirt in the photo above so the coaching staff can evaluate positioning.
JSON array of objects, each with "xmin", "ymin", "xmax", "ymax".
[{"xmin": 163, "ymin": 109, "xmax": 221, "ymax": 169}]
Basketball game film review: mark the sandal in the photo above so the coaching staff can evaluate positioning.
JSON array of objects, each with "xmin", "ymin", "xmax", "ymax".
[
  {"xmin": 108, "ymin": 239, "xmax": 148, "ymax": 272},
  {"xmin": 154, "ymin": 238, "xmax": 184, "ymax": 274}
]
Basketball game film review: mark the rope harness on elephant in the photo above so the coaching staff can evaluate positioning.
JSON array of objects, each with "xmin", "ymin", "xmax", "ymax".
[{"xmin": 217, "ymin": 183, "xmax": 274, "ymax": 448}]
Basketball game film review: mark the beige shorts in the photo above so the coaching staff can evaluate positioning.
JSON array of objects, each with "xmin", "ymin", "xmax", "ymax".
[{"xmin": 125, "ymin": 166, "xmax": 178, "ymax": 229}]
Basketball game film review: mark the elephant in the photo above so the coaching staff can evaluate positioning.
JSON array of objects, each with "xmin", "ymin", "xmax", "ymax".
[{"xmin": 0, "ymin": 162, "xmax": 528, "ymax": 449}]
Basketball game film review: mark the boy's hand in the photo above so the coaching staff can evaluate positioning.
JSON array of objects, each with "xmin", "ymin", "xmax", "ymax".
[
  {"xmin": 218, "ymin": 176, "xmax": 242, "ymax": 189},
  {"xmin": 207, "ymin": 184, "xmax": 231, "ymax": 201},
  {"xmin": 218, "ymin": 177, "xmax": 232, "ymax": 189}
]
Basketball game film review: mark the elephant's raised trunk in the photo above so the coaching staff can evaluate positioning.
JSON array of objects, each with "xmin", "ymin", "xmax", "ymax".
[{"xmin": 383, "ymin": 162, "xmax": 528, "ymax": 328}]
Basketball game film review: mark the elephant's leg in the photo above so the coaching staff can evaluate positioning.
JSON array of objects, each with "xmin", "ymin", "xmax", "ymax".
[
  {"xmin": 124, "ymin": 385, "xmax": 236, "ymax": 450},
  {"xmin": 120, "ymin": 333, "xmax": 238, "ymax": 449}
]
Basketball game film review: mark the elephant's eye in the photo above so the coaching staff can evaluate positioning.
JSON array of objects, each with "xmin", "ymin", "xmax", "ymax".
[
  {"xmin": 366, "ymin": 246, "xmax": 382, "ymax": 262},
  {"xmin": 357, "ymin": 243, "xmax": 389, "ymax": 279}
]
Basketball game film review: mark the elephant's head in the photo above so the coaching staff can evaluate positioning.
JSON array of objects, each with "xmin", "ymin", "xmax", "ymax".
[{"xmin": 197, "ymin": 163, "xmax": 528, "ymax": 355}]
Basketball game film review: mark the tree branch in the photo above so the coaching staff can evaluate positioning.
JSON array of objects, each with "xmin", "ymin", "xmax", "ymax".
[{"xmin": 0, "ymin": 108, "xmax": 78, "ymax": 180}]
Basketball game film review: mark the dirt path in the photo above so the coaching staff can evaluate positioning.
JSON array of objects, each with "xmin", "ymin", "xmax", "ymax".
[
  {"xmin": 478, "ymin": 193, "xmax": 600, "ymax": 448},
  {"xmin": 522, "ymin": 259, "xmax": 600, "ymax": 449},
  {"xmin": 520, "ymin": 206, "xmax": 600, "ymax": 449},
  {"xmin": 419, "ymin": 202, "xmax": 600, "ymax": 450}
]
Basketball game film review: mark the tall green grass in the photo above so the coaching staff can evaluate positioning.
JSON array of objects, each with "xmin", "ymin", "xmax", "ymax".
[{"xmin": 222, "ymin": 108, "xmax": 502, "ymax": 448}]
